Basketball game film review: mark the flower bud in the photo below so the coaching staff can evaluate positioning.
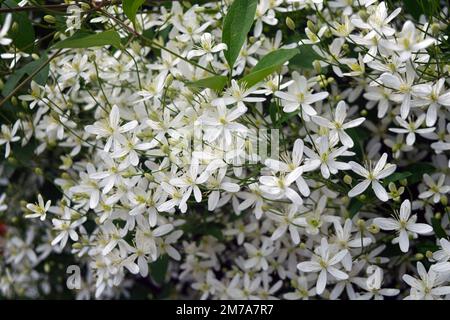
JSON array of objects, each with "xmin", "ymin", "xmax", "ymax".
[
  {"xmin": 440, "ymin": 195, "xmax": 448, "ymax": 206},
  {"xmin": 313, "ymin": 60, "xmax": 322, "ymax": 74},
  {"xmin": 415, "ymin": 253, "xmax": 424, "ymax": 260},
  {"xmin": 426, "ymin": 250, "xmax": 433, "ymax": 259},
  {"xmin": 72, "ymin": 242, "xmax": 82, "ymax": 250},
  {"xmin": 286, "ymin": 17, "xmax": 296, "ymax": 31},
  {"xmin": 343, "ymin": 175, "xmax": 352, "ymax": 185},
  {"xmin": 435, "ymin": 212, "xmax": 442, "ymax": 220},
  {"xmin": 11, "ymin": 22, "xmax": 18, "ymax": 33},
  {"xmin": 34, "ymin": 167, "xmax": 43, "ymax": 176},
  {"xmin": 11, "ymin": 96, "xmax": 18, "ymax": 107},
  {"xmin": 44, "ymin": 15, "xmax": 56, "ymax": 24},
  {"xmin": 306, "ymin": 20, "xmax": 316, "ymax": 33}
]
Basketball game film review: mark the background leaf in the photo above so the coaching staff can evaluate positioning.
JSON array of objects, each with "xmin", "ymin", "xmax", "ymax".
[
  {"xmin": 222, "ymin": 0, "xmax": 258, "ymax": 69},
  {"xmin": 289, "ymin": 45, "xmax": 321, "ymax": 70},
  {"xmin": 240, "ymin": 48, "xmax": 299, "ymax": 88},
  {"xmin": 2, "ymin": 0, "xmax": 35, "ymax": 53},
  {"xmin": 53, "ymin": 30, "xmax": 121, "ymax": 49},
  {"xmin": 123, "ymin": 0, "xmax": 146, "ymax": 24},
  {"xmin": 2, "ymin": 53, "xmax": 49, "ymax": 96},
  {"xmin": 188, "ymin": 75, "xmax": 228, "ymax": 92}
]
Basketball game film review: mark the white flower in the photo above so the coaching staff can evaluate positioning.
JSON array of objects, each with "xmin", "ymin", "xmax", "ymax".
[
  {"xmin": 389, "ymin": 115, "xmax": 435, "ymax": 146},
  {"xmin": 412, "ymin": 78, "xmax": 450, "ymax": 126},
  {"xmin": 0, "ymin": 120, "xmax": 20, "ymax": 158},
  {"xmin": 243, "ymin": 240, "xmax": 274, "ymax": 271},
  {"xmin": 297, "ymin": 238, "xmax": 348, "ymax": 295},
  {"xmin": 312, "ymin": 101, "xmax": 366, "ymax": 147},
  {"xmin": 381, "ymin": 21, "xmax": 435, "ymax": 62},
  {"xmin": 403, "ymin": 262, "xmax": 450, "ymax": 300},
  {"xmin": 201, "ymin": 99, "xmax": 248, "ymax": 144},
  {"xmin": 418, "ymin": 174, "xmax": 450, "ymax": 203},
  {"xmin": 220, "ymin": 79, "xmax": 266, "ymax": 109},
  {"xmin": 356, "ymin": 267, "xmax": 399, "ymax": 300},
  {"xmin": 25, "ymin": 194, "xmax": 51, "ymax": 221},
  {"xmin": 187, "ymin": 33, "xmax": 227, "ymax": 61},
  {"xmin": 351, "ymin": 2, "xmax": 401, "ymax": 38},
  {"xmin": 259, "ymin": 168, "xmax": 304, "ymax": 205},
  {"xmin": 264, "ymin": 138, "xmax": 318, "ymax": 197},
  {"xmin": 348, "ymin": 153, "xmax": 396, "ymax": 202},
  {"xmin": 274, "ymin": 72, "xmax": 329, "ymax": 116},
  {"xmin": 0, "ymin": 14, "xmax": 12, "ymax": 46},
  {"xmin": 169, "ymin": 159, "xmax": 208, "ymax": 203},
  {"xmin": 85, "ymin": 105, "xmax": 138, "ymax": 152},
  {"xmin": 374, "ymin": 199, "xmax": 433, "ymax": 253},
  {"xmin": 303, "ymin": 136, "xmax": 351, "ymax": 179}
]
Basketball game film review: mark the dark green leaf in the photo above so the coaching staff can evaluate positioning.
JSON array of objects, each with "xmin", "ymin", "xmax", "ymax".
[
  {"xmin": 3, "ymin": 0, "xmax": 35, "ymax": 53},
  {"xmin": 123, "ymin": 0, "xmax": 146, "ymax": 24},
  {"xmin": 431, "ymin": 218, "xmax": 447, "ymax": 239},
  {"xmin": 53, "ymin": 30, "xmax": 121, "ymax": 49},
  {"xmin": 348, "ymin": 198, "xmax": 364, "ymax": 218},
  {"xmin": 150, "ymin": 255, "xmax": 169, "ymax": 284},
  {"xmin": 2, "ymin": 53, "xmax": 49, "ymax": 96},
  {"xmin": 404, "ymin": 162, "xmax": 435, "ymax": 184},
  {"xmin": 383, "ymin": 172, "xmax": 412, "ymax": 184},
  {"xmin": 188, "ymin": 75, "xmax": 228, "ymax": 92},
  {"xmin": 240, "ymin": 48, "xmax": 299, "ymax": 88},
  {"xmin": 222, "ymin": 0, "xmax": 258, "ymax": 69},
  {"xmin": 289, "ymin": 45, "xmax": 321, "ymax": 70}
]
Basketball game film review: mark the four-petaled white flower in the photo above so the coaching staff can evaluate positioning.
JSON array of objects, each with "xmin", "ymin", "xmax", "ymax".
[
  {"xmin": 297, "ymin": 238, "xmax": 349, "ymax": 295},
  {"xmin": 348, "ymin": 153, "xmax": 396, "ymax": 202},
  {"xmin": 25, "ymin": 194, "xmax": 51, "ymax": 221},
  {"xmin": 374, "ymin": 199, "xmax": 433, "ymax": 253}
]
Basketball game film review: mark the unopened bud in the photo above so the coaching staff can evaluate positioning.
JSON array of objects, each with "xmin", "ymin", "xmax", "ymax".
[
  {"xmin": 313, "ymin": 60, "xmax": 322, "ymax": 74},
  {"xmin": 286, "ymin": 17, "xmax": 296, "ymax": 31},
  {"xmin": 72, "ymin": 242, "xmax": 82, "ymax": 250},
  {"xmin": 31, "ymin": 53, "xmax": 40, "ymax": 61},
  {"xmin": 415, "ymin": 253, "xmax": 424, "ymax": 260},
  {"xmin": 44, "ymin": 15, "xmax": 56, "ymax": 24},
  {"xmin": 34, "ymin": 167, "xmax": 43, "ymax": 176},
  {"xmin": 343, "ymin": 175, "xmax": 352, "ymax": 185},
  {"xmin": 426, "ymin": 250, "xmax": 433, "ymax": 259},
  {"xmin": 165, "ymin": 74, "xmax": 174, "ymax": 87},
  {"xmin": 357, "ymin": 219, "xmax": 365, "ymax": 229},
  {"xmin": 435, "ymin": 212, "xmax": 442, "ymax": 220},
  {"xmin": 440, "ymin": 195, "xmax": 448, "ymax": 206},
  {"xmin": 400, "ymin": 179, "xmax": 408, "ymax": 186},
  {"xmin": 11, "ymin": 22, "xmax": 18, "ymax": 33},
  {"xmin": 306, "ymin": 20, "xmax": 316, "ymax": 33},
  {"xmin": 358, "ymin": 194, "xmax": 366, "ymax": 201},
  {"xmin": 80, "ymin": 2, "xmax": 91, "ymax": 11},
  {"xmin": 11, "ymin": 96, "xmax": 18, "ymax": 106}
]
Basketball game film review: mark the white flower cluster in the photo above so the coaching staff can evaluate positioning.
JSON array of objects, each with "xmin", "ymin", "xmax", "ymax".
[{"xmin": 1, "ymin": 0, "xmax": 450, "ymax": 300}]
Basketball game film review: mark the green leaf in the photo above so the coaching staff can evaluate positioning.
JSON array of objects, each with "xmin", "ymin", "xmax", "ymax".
[
  {"xmin": 348, "ymin": 198, "xmax": 364, "ymax": 218},
  {"xmin": 150, "ymin": 255, "xmax": 169, "ymax": 284},
  {"xmin": 3, "ymin": 0, "xmax": 35, "ymax": 53},
  {"xmin": 2, "ymin": 53, "xmax": 49, "ymax": 96},
  {"xmin": 240, "ymin": 48, "xmax": 299, "ymax": 88},
  {"xmin": 222, "ymin": 0, "xmax": 258, "ymax": 69},
  {"xmin": 431, "ymin": 217, "xmax": 447, "ymax": 239},
  {"xmin": 404, "ymin": 162, "xmax": 435, "ymax": 184},
  {"xmin": 53, "ymin": 30, "xmax": 121, "ymax": 49},
  {"xmin": 383, "ymin": 172, "xmax": 412, "ymax": 184},
  {"xmin": 188, "ymin": 75, "xmax": 228, "ymax": 92},
  {"xmin": 289, "ymin": 45, "xmax": 321, "ymax": 70},
  {"xmin": 277, "ymin": 111, "xmax": 298, "ymax": 125},
  {"xmin": 122, "ymin": 0, "xmax": 146, "ymax": 24}
]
